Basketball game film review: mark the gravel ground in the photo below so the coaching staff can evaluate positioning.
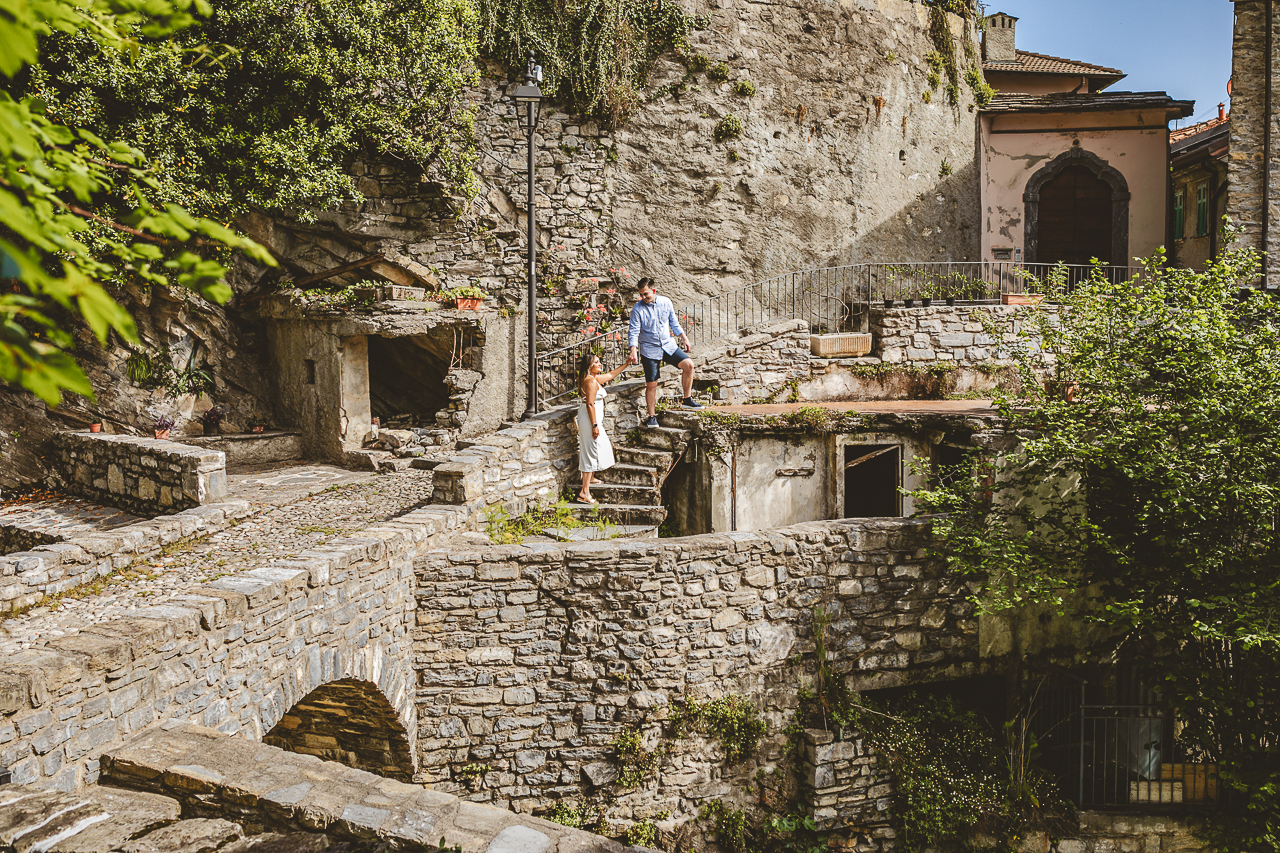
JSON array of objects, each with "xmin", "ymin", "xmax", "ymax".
[{"xmin": 0, "ymin": 469, "xmax": 437, "ymax": 652}]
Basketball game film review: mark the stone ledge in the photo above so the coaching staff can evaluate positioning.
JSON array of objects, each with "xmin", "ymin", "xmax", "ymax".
[{"xmin": 102, "ymin": 722, "xmax": 643, "ymax": 853}]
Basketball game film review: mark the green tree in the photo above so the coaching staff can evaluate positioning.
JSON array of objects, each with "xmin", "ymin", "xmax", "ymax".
[
  {"xmin": 1, "ymin": 0, "xmax": 272, "ymax": 404},
  {"xmin": 917, "ymin": 247, "xmax": 1280, "ymax": 851}
]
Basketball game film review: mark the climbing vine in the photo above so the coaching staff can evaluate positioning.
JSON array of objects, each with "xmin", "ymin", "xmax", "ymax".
[{"xmin": 477, "ymin": 0, "xmax": 699, "ymax": 126}]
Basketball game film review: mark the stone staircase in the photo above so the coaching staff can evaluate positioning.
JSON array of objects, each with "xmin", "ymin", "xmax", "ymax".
[{"xmin": 570, "ymin": 418, "xmax": 693, "ymax": 528}]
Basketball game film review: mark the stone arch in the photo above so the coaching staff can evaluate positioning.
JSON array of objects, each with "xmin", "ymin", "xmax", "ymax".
[
  {"xmin": 1024, "ymin": 145, "xmax": 1130, "ymax": 265},
  {"xmin": 265, "ymin": 678, "xmax": 415, "ymax": 781},
  {"xmin": 252, "ymin": 642, "xmax": 418, "ymax": 781}
]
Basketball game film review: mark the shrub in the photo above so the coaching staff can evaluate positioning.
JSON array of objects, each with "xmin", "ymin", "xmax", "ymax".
[{"xmin": 714, "ymin": 114, "xmax": 744, "ymax": 142}]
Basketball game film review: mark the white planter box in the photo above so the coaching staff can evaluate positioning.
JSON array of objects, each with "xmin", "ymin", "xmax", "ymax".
[{"xmin": 810, "ymin": 333, "xmax": 872, "ymax": 358}]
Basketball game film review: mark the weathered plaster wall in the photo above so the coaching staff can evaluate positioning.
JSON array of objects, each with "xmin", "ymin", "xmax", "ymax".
[
  {"xmin": 708, "ymin": 435, "xmax": 834, "ymax": 531},
  {"xmin": 981, "ymin": 113, "xmax": 1170, "ymax": 265}
]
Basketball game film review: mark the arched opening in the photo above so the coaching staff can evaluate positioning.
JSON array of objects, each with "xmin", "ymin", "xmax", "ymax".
[
  {"xmin": 1037, "ymin": 165, "xmax": 1113, "ymax": 265},
  {"xmin": 264, "ymin": 678, "xmax": 414, "ymax": 781},
  {"xmin": 1024, "ymin": 146, "xmax": 1130, "ymax": 267}
]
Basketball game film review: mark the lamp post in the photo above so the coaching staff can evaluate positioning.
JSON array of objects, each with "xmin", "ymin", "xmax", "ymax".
[{"xmin": 515, "ymin": 53, "xmax": 543, "ymax": 420}]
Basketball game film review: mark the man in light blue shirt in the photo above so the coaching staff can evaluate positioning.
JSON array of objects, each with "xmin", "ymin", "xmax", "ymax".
[{"xmin": 627, "ymin": 277, "xmax": 702, "ymax": 427}]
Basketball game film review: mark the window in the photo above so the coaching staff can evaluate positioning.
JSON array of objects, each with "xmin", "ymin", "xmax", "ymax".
[
  {"xmin": 1173, "ymin": 189, "xmax": 1186, "ymax": 240},
  {"xmin": 1196, "ymin": 182, "xmax": 1210, "ymax": 237}
]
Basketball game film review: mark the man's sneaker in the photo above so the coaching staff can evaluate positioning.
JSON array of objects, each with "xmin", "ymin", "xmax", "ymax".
[
  {"xmin": 644, "ymin": 416, "xmax": 660, "ymax": 428},
  {"xmin": 681, "ymin": 397, "xmax": 704, "ymax": 410}
]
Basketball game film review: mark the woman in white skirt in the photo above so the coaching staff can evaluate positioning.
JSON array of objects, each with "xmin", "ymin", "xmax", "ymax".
[{"xmin": 576, "ymin": 351, "xmax": 630, "ymax": 504}]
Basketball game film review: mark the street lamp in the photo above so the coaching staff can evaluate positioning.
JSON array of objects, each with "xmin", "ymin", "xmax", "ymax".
[{"xmin": 515, "ymin": 53, "xmax": 543, "ymax": 420}]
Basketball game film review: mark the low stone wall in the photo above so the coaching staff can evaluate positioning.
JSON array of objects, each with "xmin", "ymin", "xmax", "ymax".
[
  {"xmin": 103, "ymin": 723, "xmax": 640, "ymax": 852},
  {"xmin": 0, "ymin": 503, "xmax": 469, "ymax": 791},
  {"xmin": 48, "ymin": 432, "xmax": 228, "ymax": 515},
  {"xmin": 428, "ymin": 422, "xmax": 561, "ymax": 514},
  {"xmin": 411, "ymin": 519, "xmax": 979, "ymax": 830},
  {"xmin": 870, "ymin": 304, "xmax": 1054, "ymax": 364},
  {"xmin": 178, "ymin": 430, "xmax": 304, "ymax": 467},
  {"xmin": 0, "ymin": 497, "xmax": 255, "ymax": 614}
]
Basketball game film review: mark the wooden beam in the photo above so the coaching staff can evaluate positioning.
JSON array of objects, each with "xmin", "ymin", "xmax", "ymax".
[{"xmin": 294, "ymin": 254, "xmax": 385, "ymax": 288}]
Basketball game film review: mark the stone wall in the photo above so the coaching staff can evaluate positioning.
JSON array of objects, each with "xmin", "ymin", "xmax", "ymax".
[
  {"xmin": 47, "ymin": 432, "xmax": 228, "ymax": 516},
  {"xmin": 411, "ymin": 519, "xmax": 979, "ymax": 830},
  {"xmin": 0, "ymin": 503, "xmax": 470, "ymax": 791},
  {"xmin": 803, "ymin": 728, "xmax": 893, "ymax": 836},
  {"xmin": 1227, "ymin": 0, "xmax": 1280, "ymax": 286},
  {"xmin": 870, "ymin": 304, "xmax": 1052, "ymax": 364}
]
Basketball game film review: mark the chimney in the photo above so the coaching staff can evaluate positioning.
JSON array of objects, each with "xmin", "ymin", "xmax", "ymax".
[
  {"xmin": 983, "ymin": 12, "xmax": 1019, "ymax": 63},
  {"xmin": 1219, "ymin": 102, "xmax": 1226, "ymax": 121}
]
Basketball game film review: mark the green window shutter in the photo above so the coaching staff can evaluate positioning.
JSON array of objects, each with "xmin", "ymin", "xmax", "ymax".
[{"xmin": 1196, "ymin": 183, "xmax": 1210, "ymax": 237}]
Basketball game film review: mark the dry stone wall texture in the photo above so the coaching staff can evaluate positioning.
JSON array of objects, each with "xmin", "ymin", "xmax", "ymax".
[
  {"xmin": 48, "ymin": 432, "xmax": 228, "ymax": 515},
  {"xmin": 411, "ymin": 519, "xmax": 978, "ymax": 825}
]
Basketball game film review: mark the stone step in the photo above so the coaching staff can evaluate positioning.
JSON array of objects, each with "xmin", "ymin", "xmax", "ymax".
[
  {"xmin": 567, "ymin": 503, "xmax": 667, "ymax": 527},
  {"xmin": 593, "ymin": 463, "xmax": 660, "ymax": 488},
  {"xmin": 616, "ymin": 446, "xmax": 675, "ymax": 469},
  {"xmin": 635, "ymin": 426, "xmax": 691, "ymax": 452},
  {"xmin": 585, "ymin": 483, "xmax": 660, "ymax": 507}
]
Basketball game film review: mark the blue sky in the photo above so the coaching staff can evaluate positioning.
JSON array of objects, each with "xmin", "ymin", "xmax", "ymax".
[{"xmin": 984, "ymin": 0, "xmax": 1235, "ymax": 129}]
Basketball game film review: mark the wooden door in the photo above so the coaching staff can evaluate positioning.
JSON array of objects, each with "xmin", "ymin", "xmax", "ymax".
[{"xmin": 1037, "ymin": 165, "xmax": 1113, "ymax": 265}]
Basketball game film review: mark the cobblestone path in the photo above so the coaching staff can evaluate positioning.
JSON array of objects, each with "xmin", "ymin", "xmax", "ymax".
[{"xmin": 0, "ymin": 469, "xmax": 436, "ymax": 652}]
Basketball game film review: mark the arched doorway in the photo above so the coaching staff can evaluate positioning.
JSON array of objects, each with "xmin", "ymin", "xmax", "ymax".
[
  {"xmin": 264, "ymin": 678, "xmax": 415, "ymax": 781},
  {"xmin": 1024, "ymin": 146, "xmax": 1130, "ymax": 267},
  {"xmin": 1037, "ymin": 165, "xmax": 1113, "ymax": 265}
]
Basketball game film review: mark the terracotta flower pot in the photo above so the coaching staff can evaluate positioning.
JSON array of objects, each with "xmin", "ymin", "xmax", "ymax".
[
  {"xmin": 251, "ymin": 425, "xmax": 265, "ymax": 434},
  {"xmin": 455, "ymin": 297, "xmax": 483, "ymax": 310},
  {"xmin": 154, "ymin": 429, "xmax": 170, "ymax": 440},
  {"xmin": 89, "ymin": 423, "xmax": 102, "ymax": 433}
]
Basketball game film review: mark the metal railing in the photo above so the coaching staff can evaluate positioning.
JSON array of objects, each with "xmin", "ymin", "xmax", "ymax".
[
  {"xmin": 1033, "ymin": 670, "xmax": 1221, "ymax": 810},
  {"xmin": 533, "ymin": 261, "xmax": 1145, "ymax": 409}
]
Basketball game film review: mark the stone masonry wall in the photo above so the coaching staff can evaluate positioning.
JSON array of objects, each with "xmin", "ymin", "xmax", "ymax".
[
  {"xmin": 871, "ymin": 304, "xmax": 1054, "ymax": 364},
  {"xmin": 48, "ymin": 432, "xmax": 228, "ymax": 516},
  {"xmin": 0, "ymin": 503, "xmax": 471, "ymax": 791},
  {"xmin": 804, "ymin": 728, "xmax": 893, "ymax": 835},
  {"xmin": 1227, "ymin": 0, "xmax": 1280, "ymax": 286},
  {"xmin": 411, "ymin": 519, "xmax": 978, "ymax": 833}
]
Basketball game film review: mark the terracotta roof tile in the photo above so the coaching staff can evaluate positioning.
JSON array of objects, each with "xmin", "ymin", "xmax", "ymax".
[
  {"xmin": 1170, "ymin": 112, "xmax": 1229, "ymax": 144},
  {"xmin": 983, "ymin": 50, "xmax": 1125, "ymax": 79}
]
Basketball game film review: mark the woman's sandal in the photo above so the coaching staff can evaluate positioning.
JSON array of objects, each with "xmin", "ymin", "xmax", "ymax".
[{"xmin": 575, "ymin": 495, "xmax": 597, "ymax": 505}]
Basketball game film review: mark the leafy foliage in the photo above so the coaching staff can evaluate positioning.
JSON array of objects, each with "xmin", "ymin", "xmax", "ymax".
[
  {"xmin": 915, "ymin": 245, "xmax": 1280, "ymax": 852},
  {"xmin": 0, "ymin": 0, "xmax": 273, "ymax": 404},
  {"xmin": 23, "ymin": 0, "xmax": 480, "ymax": 221},
  {"xmin": 668, "ymin": 694, "xmax": 767, "ymax": 765},
  {"xmin": 476, "ymin": 0, "xmax": 697, "ymax": 126}
]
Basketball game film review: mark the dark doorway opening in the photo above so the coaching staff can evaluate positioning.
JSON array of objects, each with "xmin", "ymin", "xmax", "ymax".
[
  {"xmin": 933, "ymin": 444, "xmax": 976, "ymax": 490},
  {"xmin": 1037, "ymin": 164, "xmax": 1113, "ymax": 265},
  {"xmin": 843, "ymin": 444, "xmax": 901, "ymax": 518},
  {"xmin": 367, "ymin": 334, "xmax": 451, "ymax": 427}
]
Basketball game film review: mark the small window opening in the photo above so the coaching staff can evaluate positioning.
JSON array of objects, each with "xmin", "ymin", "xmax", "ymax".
[
  {"xmin": 304, "ymin": 359, "xmax": 317, "ymax": 385},
  {"xmin": 843, "ymin": 444, "xmax": 902, "ymax": 518}
]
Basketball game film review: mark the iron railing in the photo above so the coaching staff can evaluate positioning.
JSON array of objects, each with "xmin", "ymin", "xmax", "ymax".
[
  {"xmin": 1033, "ymin": 671, "xmax": 1220, "ymax": 810},
  {"xmin": 534, "ymin": 261, "xmax": 1145, "ymax": 409}
]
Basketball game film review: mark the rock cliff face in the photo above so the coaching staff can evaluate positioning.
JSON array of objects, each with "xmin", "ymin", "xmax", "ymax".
[{"xmin": 1, "ymin": 0, "xmax": 980, "ymax": 490}]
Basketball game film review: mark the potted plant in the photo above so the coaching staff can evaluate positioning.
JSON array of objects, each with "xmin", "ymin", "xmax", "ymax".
[
  {"xmin": 198, "ymin": 406, "xmax": 225, "ymax": 436},
  {"xmin": 89, "ymin": 420, "xmax": 102, "ymax": 433},
  {"xmin": 152, "ymin": 414, "xmax": 174, "ymax": 440},
  {"xmin": 249, "ymin": 421, "xmax": 267, "ymax": 434},
  {"xmin": 883, "ymin": 297, "xmax": 895, "ymax": 309},
  {"xmin": 919, "ymin": 278, "xmax": 936, "ymax": 308},
  {"xmin": 445, "ymin": 286, "xmax": 487, "ymax": 310}
]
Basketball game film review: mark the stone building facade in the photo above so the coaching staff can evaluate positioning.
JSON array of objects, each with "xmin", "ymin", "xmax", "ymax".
[{"xmin": 1228, "ymin": 0, "xmax": 1280, "ymax": 284}]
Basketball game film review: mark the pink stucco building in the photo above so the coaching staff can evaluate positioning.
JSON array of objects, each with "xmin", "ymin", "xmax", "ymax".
[{"xmin": 979, "ymin": 12, "xmax": 1193, "ymax": 269}]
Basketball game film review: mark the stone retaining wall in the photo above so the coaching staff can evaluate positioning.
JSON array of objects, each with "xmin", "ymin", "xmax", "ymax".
[
  {"xmin": 411, "ymin": 519, "xmax": 978, "ymax": 829},
  {"xmin": 0, "ymin": 503, "xmax": 469, "ymax": 791},
  {"xmin": 48, "ymin": 432, "xmax": 228, "ymax": 515},
  {"xmin": 870, "ymin": 304, "xmax": 1053, "ymax": 364},
  {"xmin": 803, "ymin": 728, "xmax": 893, "ymax": 835}
]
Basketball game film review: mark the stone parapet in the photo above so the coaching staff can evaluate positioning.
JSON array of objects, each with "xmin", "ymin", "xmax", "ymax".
[
  {"xmin": 0, "ymin": 498, "xmax": 255, "ymax": 614},
  {"xmin": 803, "ymin": 728, "xmax": 894, "ymax": 834},
  {"xmin": 48, "ymin": 431, "xmax": 228, "ymax": 515},
  {"xmin": 100, "ymin": 723, "xmax": 642, "ymax": 852},
  {"xmin": 870, "ymin": 304, "xmax": 1055, "ymax": 364}
]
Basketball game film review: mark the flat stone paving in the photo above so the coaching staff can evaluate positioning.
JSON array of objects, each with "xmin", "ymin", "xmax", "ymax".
[
  {"xmin": 0, "ymin": 491, "xmax": 143, "ymax": 539},
  {"xmin": 0, "ymin": 466, "xmax": 439, "ymax": 652}
]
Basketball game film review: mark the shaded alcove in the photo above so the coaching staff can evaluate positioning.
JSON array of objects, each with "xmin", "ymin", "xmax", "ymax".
[
  {"xmin": 263, "ymin": 678, "xmax": 415, "ymax": 781},
  {"xmin": 367, "ymin": 333, "xmax": 452, "ymax": 425}
]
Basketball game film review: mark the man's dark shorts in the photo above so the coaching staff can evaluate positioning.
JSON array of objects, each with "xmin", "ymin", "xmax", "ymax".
[{"xmin": 640, "ymin": 348, "xmax": 690, "ymax": 383}]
